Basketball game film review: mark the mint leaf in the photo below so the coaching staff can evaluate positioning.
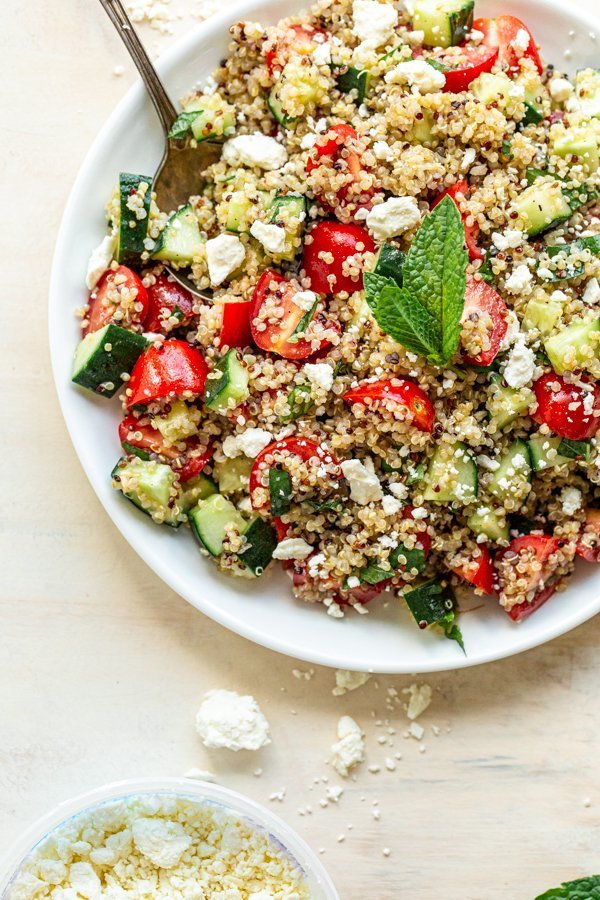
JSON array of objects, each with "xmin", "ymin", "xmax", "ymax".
[
  {"xmin": 370, "ymin": 196, "xmax": 467, "ymax": 366},
  {"xmin": 363, "ymin": 271, "xmax": 389, "ymax": 313},
  {"xmin": 536, "ymin": 875, "xmax": 600, "ymax": 899},
  {"xmin": 168, "ymin": 111, "xmax": 198, "ymax": 140}
]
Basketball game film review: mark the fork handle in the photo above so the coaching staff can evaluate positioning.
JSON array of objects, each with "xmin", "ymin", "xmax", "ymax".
[{"xmin": 98, "ymin": 0, "xmax": 177, "ymax": 136}]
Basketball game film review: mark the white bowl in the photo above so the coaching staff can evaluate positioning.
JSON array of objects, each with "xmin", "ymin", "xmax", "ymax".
[
  {"xmin": 49, "ymin": 0, "xmax": 600, "ymax": 673},
  {"xmin": 0, "ymin": 777, "xmax": 339, "ymax": 898}
]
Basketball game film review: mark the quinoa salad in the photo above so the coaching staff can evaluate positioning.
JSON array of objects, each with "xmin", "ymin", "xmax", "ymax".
[{"xmin": 72, "ymin": 0, "xmax": 600, "ymax": 649}]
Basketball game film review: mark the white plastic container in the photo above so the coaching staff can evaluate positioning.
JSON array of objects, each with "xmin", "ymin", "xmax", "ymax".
[{"xmin": 0, "ymin": 777, "xmax": 339, "ymax": 899}]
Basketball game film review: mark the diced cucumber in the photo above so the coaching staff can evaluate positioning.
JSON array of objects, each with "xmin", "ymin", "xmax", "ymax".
[
  {"xmin": 237, "ymin": 517, "xmax": 277, "ymax": 574},
  {"xmin": 268, "ymin": 60, "xmax": 323, "ymax": 125},
  {"xmin": 487, "ymin": 439, "xmax": 532, "ymax": 503},
  {"xmin": 511, "ymin": 179, "xmax": 573, "ymax": 237},
  {"xmin": 204, "ymin": 349, "xmax": 250, "ymax": 414},
  {"xmin": 422, "ymin": 441, "xmax": 478, "ymax": 505},
  {"xmin": 410, "ymin": 0, "xmax": 474, "ymax": 48},
  {"xmin": 72, "ymin": 324, "xmax": 148, "ymax": 397},
  {"xmin": 269, "ymin": 467, "xmax": 292, "ymax": 516},
  {"xmin": 213, "ymin": 456, "xmax": 253, "ymax": 493},
  {"xmin": 520, "ymin": 76, "xmax": 546, "ymax": 126},
  {"xmin": 573, "ymin": 68, "xmax": 600, "ymax": 119},
  {"xmin": 336, "ymin": 66, "xmax": 371, "ymax": 104},
  {"xmin": 116, "ymin": 172, "xmax": 153, "ymax": 265},
  {"xmin": 112, "ymin": 457, "xmax": 181, "ymax": 526},
  {"xmin": 544, "ymin": 317, "xmax": 600, "ymax": 375},
  {"xmin": 467, "ymin": 506, "xmax": 509, "ymax": 543},
  {"xmin": 268, "ymin": 193, "xmax": 308, "ymax": 260},
  {"xmin": 410, "ymin": 108, "xmax": 435, "ymax": 145},
  {"xmin": 488, "ymin": 374, "xmax": 533, "ymax": 430},
  {"xmin": 553, "ymin": 126, "xmax": 599, "ymax": 175},
  {"xmin": 152, "ymin": 204, "xmax": 205, "ymax": 265},
  {"xmin": 470, "ymin": 72, "xmax": 513, "ymax": 111},
  {"xmin": 189, "ymin": 494, "xmax": 247, "ymax": 556},
  {"xmin": 181, "ymin": 473, "xmax": 218, "ymax": 511},
  {"xmin": 225, "ymin": 191, "xmax": 255, "ymax": 234},
  {"xmin": 267, "ymin": 89, "xmax": 297, "ymax": 128},
  {"xmin": 522, "ymin": 297, "xmax": 562, "ymax": 334},
  {"xmin": 527, "ymin": 435, "xmax": 565, "ymax": 472},
  {"xmin": 168, "ymin": 94, "xmax": 236, "ymax": 142},
  {"xmin": 373, "ymin": 243, "xmax": 405, "ymax": 287},
  {"xmin": 154, "ymin": 399, "xmax": 200, "ymax": 444}
]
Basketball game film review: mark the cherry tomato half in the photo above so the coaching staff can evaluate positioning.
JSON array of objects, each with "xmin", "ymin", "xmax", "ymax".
[
  {"xmin": 118, "ymin": 414, "xmax": 180, "ymax": 460},
  {"xmin": 249, "ymin": 437, "xmax": 341, "ymax": 510},
  {"xmin": 459, "ymin": 276, "xmax": 508, "ymax": 367},
  {"xmin": 343, "ymin": 378, "xmax": 435, "ymax": 432},
  {"xmin": 453, "ymin": 544, "xmax": 495, "ymax": 595},
  {"xmin": 84, "ymin": 266, "xmax": 148, "ymax": 335},
  {"xmin": 264, "ymin": 24, "xmax": 327, "ymax": 74},
  {"xmin": 249, "ymin": 269, "xmax": 335, "ymax": 360},
  {"xmin": 576, "ymin": 508, "xmax": 600, "ymax": 563},
  {"xmin": 220, "ymin": 301, "xmax": 253, "ymax": 350},
  {"xmin": 126, "ymin": 339, "xmax": 209, "ymax": 409},
  {"xmin": 302, "ymin": 221, "xmax": 375, "ymax": 295},
  {"xmin": 144, "ymin": 275, "xmax": 195, "ymax": 333},
  {"xmin": 306, "ymin": 124, "xmax": 374, "ymax": 215},
  {"xmin": 432, "ymin": 44, "xmax": 499, "ymax": 93},
  {"xmin": 533, "ymin": 373, "xmax": 600, "ymax": 441},
  {"xmin": 473, "ymin": 15, "xmax": 543, "ymax": 75},
  {"xmin": 176, "ymin": 443, "xmax": 214, "ymax": 483},
  {"xmin": 496, "ymin": 534, "xmax": 561, "ymax": 620},
  {"xmin": 432, "ymin": 181, "xmax": 484, "ymax": 261},
  {"xmin": 403, "ymin": 505, "xmax": 432, "ymax": 557}
]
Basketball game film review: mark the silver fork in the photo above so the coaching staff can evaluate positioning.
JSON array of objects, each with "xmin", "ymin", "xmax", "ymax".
[{"xmin": 99, "ymin": 0, "xmax": 219, "ymax": 299}]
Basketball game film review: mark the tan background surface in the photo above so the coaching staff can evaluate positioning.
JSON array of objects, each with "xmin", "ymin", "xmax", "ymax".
[{"xmin": 2, "ymin": 1, "xmax": 600, "ymax": 897}]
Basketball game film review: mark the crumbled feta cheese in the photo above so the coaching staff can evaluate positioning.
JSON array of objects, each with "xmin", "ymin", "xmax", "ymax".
[
  {"xmin": 549, "ymin": 77, "xmax": 574, "ymax": 102},
  {"xmin": 228, "ymin": 428, "xmax": 273, "ymax": 458},
  {"xmin": 406, "ymin": 29, "xmax": 425, "ymax": 46},
  {"xmin": 68, "ymin": 862, "xmax": 101, "ymax": 897},
  {"xmin": 365, "ymin": 196, "xmax": 421, "ymax": 241},
  {"xmin": 503, "ymin": 336, "xmax": 535, "ymax": 389},
  {"xmin": 468, "ymin": 28, "xmax": 484, "ymax": 42},
  {"xmin": 384, "ymin": 59, "xmax": 446, "ymax": 92},
  {"xmin": 373, "ymin": 139, "xmax": 392, "ymax": 160},
  {"xmin": 250, "ymin": 220, "xmax": 287, "ymax": 254},
  {"xmin": 389, "ymin": 481, "xmax": 409, "ymax": 500},
  {"xmin": 382, "ymin": 494, "xmax": 402, "ymax": 515},
  {"xmin": 511, "ymin": 27, "xmax": 530, "ymax": 53},
  {"xmin": 132, "ymin": 818, "xmax": 192, "ymax": 868},
  {"xmin": 411, "ymin": 506, "xmax": 428, "ymax": 519},
  {"xmin": 291, "ymin": 289, "xmax": 317, "ymax": 311},
  {"xmin": 313, "ymin": 40, "xmax": 332, "ymax": 66},
  {"xmin": 300, "ymin": 132, "xmax": 317, "ymax": 149},
  {"xmin": 223, "ymin": 133, "xmax": 287, "ymax": 170},
  {"xmin": 184, "ymin": 768, "xmax": 217, "ymax": 782},
  {"xmin": 206, "ymin": 234, "xmax": 246, "ymax": 286},
  {"xmin": 304, "ymin": 362, "xmax": 334, "ymax": 391},
  {"xmin": 477, "ymin": 454, "xmax": 500, "ymax": 472},
  {"xmin": 195, "ymin": 689, "xmax": 271, "ymax": 751},
  {"xmin": 583, "ymin": 277, "xmax": 600, "ymax": 305},
  {"xmin": 408, "ymin": 721, "xmax": 424, "ymax": 740},
  {"xmin": 85, "ymin": 233, "xmax": 116, "ymax": 290},
  {"xmin": 272, "ymin": 538, "xmax": 314, "ymax": 560},
  {"xmin": 491, "ymin": 229, "xmax": 524, "ymax": 252},
  {"xmin": 403, "ymin": 683, "xmax": 432, "ymax": 720},
  {"xmin": 352, "ymin": 0, "xmax": 397, "ymax": 47},
  {"xmin": 499, "ymin": 309, "xmax": 520, "ymax": 351},
  {"xmin": 461, "ymin": 147, "xmax": 476, "ymax": 171},
  {"xmin": 333, "ymin": 670, "xmax": 372, "ymax": 696},
  {"xmin": 550, "ymin": 289, "xmax": 569, "ymax": 304},
  {"xmin": 341, "ymin": 459, "xmax": 383, "ymax": 504},
  {"xmin": 561, "ymin": 486, "xmax": 582, "ymax": 515},
  {"xmin": 505, "ymin": 263, "xmax": 533, "ymax": 294},
  {"xmin": 331, "ymin": 715, "xmax": 365, "ymax": 776}
]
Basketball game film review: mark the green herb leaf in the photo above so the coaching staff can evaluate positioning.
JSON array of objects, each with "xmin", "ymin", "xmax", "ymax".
[
  {"xmin": 536, "ymin": 875, "xmax": 600, "ymax": 899},
  {"xmin": 363, "ymin": 271, "xmax": 389, "ymax": 313},
  {"xmin": 168, "ymin": 111, "xmax": 199, "ymax": 140},
  {"xmin": 269, "ymin": 467, "xmax": 292, "ymax": 516},
  {"xmin": 289, "ymin": 297, "xmax": 318, "ymax": 342},
  {"xmin": 370, "ymin": 196, "xmax": 468, "ymax": 366}
]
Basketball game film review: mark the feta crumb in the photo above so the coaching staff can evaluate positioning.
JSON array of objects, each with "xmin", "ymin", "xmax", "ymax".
[
  {"xmin": 408, "ymin": 721, "xmax": 424, "ymax": 740},
  {"xmin": 223, "ymin": 133, "xmax": 287, "ymax": 170},
  {"xmin": 333, "ymin": 670, "xmax": 371, "ymax": 695},
  {"xmin": 184, "ymin": 768, "xmax": 217, "ymax": 782},
  {"xmin": 505, "ymin": 264, "xmax": 533, "ymax": 294},
  {"xmin": 365, "ymin": 196, "xmax": 421, "ymax": 241},
  {"xmin": 583, "ymin": 277, "xmax": 600, "ymax": 305},
  {"xmin": 132, "ymin": 818, "xmax": 192, "ymax": 868},
  {"xmin": 352, "ymin": 0, "xmax": 398, "ymax": 47},
  {"xmin": 503, "ymin": 336, "xmax": 535, "ymax": 389},
  {"xmin": 331, "ymin": 716, "xmax": 365, "ymax": 776},
  {"xmin": 561, "ymin": 486, "xmax": 582, "ymax": 516},
  {"xmin": 341, "ymin": 458, "xmax": 383, "ymax": 505},
  {"xmin": 68, "ymin": 862, "xmax": 101, "ymax": 897},
  {"xmin": 291, "ymin": 289, "xmax": 317, "ymax": 311},
  {"xmin": 384, "ymin": 59, "xmax": 446, "ymax": 92},
  {"xmin": 389, "ymin": 482, "xmax": 409, "ymax": 500},
  {"xmin": 511, "ymin": 27, "xmax": 530, "ymax": 53},
  {"xmin": 250, "ymin": 220, "xmax": 287, "ymax": 254},
  {"xmin": 313, "ymin": 40, "xmax": 332, "ymax": 66},
  {"xmin": 499, "ymin": 309, "xmax": 520, "ymax": 351},
  {"xmin": 206, "ymin": 234, "xmax": 246, "ymax": 286},
  {"xmin": 233, "ymin": 428, "xmax": 273, "ymax": 458},
  {"xmin": 300, "ymin": 132, "xmax": 317, "ymax": 150},
  {"xmin": 461, "ymin": 147, "xmax": 476, "ymax": 171},
  {"xmin": 403, "ymin": 683, "xmax": 432, "ymax": 720},
  {"xmin": 549, "ymin": 77, "xmax": 574, "ymax": 102},
  {"xmin": 272, "ymin": 538, "xmax": 314, "ymax": 560},
  {"xmin": 195, "ymin": 689, "xmax": 271, "ymax": 751},
  {"xmin": 113, "ymin": 64, "xmax": 125, "ymax": 77},
  {"xmin": 85, "ymin": 233, "xmax": 116, "ymax": 290},
  {"xmin": 491, "ymin": 229, "xmax": 524, "ymax": 252},
  {"xmin": 382, "ymin": 494, "xmax": 402, "ymax": 516},
  {"xmin": 304, "ymin": 362, "xmax": 334, "ymax": 391},
  {"xmin": 373, "ymin": 140, "xmax": 392, "ymax": 160}
]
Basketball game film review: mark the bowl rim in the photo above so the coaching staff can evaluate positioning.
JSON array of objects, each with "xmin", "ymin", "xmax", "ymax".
[
  {"xmin": 0, "ymin": 776, "xmax": 339, "ymax": 898},
  {"xmin": 49, "ymin": 0, "xmax": 600, "ymax": 674}
]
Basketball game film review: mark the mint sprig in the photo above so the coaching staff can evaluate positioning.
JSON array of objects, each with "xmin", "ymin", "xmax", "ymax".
[
  {"xmin": 369, "ymin": 196, "xmax": 468, "ymax": 366},
  {"xmin": 536, "ymin": 875, "xmax": 600, "ymax": 899}
]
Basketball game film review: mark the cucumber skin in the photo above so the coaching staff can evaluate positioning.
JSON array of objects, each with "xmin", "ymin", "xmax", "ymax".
[
  {"xmin": 204, "ymin": 349, "xmax": 249, "ymax": 414},
  {"xmin": 117, "ymin": 173, "xmax": 152, "ymax": 265},
  {"xmin": 336, "ymin": 67, "xmax": 371, "ymax": 104},
  {"xmin": 72, "ymin": 324, "xmax": 148, "ymax": 397}
]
